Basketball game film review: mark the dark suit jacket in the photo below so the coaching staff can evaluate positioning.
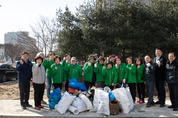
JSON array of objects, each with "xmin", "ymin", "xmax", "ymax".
[{"xmin": 153, "ymin": 55, "xmax": 166, "ymax": 81}]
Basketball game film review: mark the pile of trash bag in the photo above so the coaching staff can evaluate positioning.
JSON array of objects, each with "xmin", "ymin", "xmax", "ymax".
[{"xmin": 69, "ymin": 78, "xmax": 87, "ymax": 91}]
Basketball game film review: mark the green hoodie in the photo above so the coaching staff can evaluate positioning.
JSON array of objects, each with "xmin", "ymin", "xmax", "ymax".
[
  {"xmin": 126, "ymin": 64, "xmax": 137, "ymax": 83},
  {"xmin": 136, "ymin": 64, "xmax": 144, "ymax": 83},
  {"xmin": 64, "ymin": 63, "xmax": 82, "ymax": 82},
  {"xmin": 94, "ymin": 62, "xmax": 106, "ymax": 82},
  {"xmin": 83, "ymin": 61, "xmax": 94, "ymax": 82},
  {"xmin": 46, "ymin": 59, "xmax": 54, "ymax": 77},
  {"xmin": 114, "ymin": 63, "xmax": 128, "ymax": 83},
  {"xmin": 51, "ymin": 63, "xmax": 66, "ymax": 84},
  {"xmin": 102, "ymin": 67, "xmax": 118, "ymax": 86},
  {"xmin": 62, "ymin": 60, "xmax": 70, "ymax": 81}
]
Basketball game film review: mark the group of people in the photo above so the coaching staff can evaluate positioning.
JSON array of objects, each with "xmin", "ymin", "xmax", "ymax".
[{"xmin": 16, "ymin": 47, "xmax": 178, "ymax": 112}]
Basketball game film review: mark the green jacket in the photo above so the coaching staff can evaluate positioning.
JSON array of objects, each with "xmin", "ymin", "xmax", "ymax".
[
  {"xmin": 102, "ymin": 67, "xmax": 118, "ymax": 86},
  {"xmin": 46, "ymin": 59, "xmax": 54, "ymax": 77},
  {"xmin": 94, "ymin": 62, "xmax": 106, "ymax": 82},
  {"xmin": 136, "ymin": 64, "xmax": 145, "ymax": 83},
  {"xmin": 62, "ymin": 60, "xmax": 70, "ymax": 81},
  {"xmin": 83, "ymin": 62, "xmax": 94, "ymax": 82},
  {"xmin": 51, "ymin": 63, "xmax": 66, "ymax": 84},
  {"xmin": 114, "ymin": 63, "xmax": 128, "ymax": 83},
  {"xmin": 126, "ymin": 64, "xmax": 137, "ymax": 83},
  {"xmin": 65, "ymin": 63, "xmax": 82, "ymax": 82}
]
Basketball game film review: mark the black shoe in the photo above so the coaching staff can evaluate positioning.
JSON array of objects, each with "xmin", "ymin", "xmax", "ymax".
[
  {"xmin": 21, "ymin": 105, "xmax": 26, "ymax": 110},
  {"xmin": 159, "ymin": 104, "xmax": 165, "ymax": 107},
  {"xmin": 173, "ymin": 108, "xmax": 178, "ymax": 111},
  {"xmin": 155, "ymin": 101, "xmax": 161, "ymax": 104},
  {"xmin": 146, "ymin": 103, "xmax": 151, "ymax": 108},
  {"xmin": 26, "ymin": 104, "xmax": 32, "ymax": 107},
  {"xmin": 168, "ymin": 105, "xmax": 174, "ymax": 109}
]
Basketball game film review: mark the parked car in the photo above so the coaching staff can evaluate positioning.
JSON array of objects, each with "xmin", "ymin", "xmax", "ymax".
[{"xmin": 0, "ymin": 64, "xmax": 18, "ymax": 83}]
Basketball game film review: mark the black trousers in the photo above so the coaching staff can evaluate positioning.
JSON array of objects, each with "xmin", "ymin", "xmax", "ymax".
[
  {"xmin": 19, "ymin": 82, "xmax": 30, "ymax": 106},
  {"xmin": 65, "ymin": 81, "xmax": 69, "ymax": 91},
  {"xmin": 41, "ymin": 84, "xmax": 44, "ymax": 101},
  {"xmin": 97, "ymin": 82, "xmax": 105, "ymax": 88},
  {"xmin": 85, "ymin": 81, "xmax": 95, "ymax": 90},
  {"xmin": 155, "ymin": 81, "xmax": 166, "ymax": 104},
  {"xmin": 53, "ymin": 83, "xmax": 62, "ymax": 90},
  {"xmin": 137, "ymin": 83, "xmax": 145, "ymax": 102},
  {"xmin": 105, "ymin": 85, "xmax": 114, "ymax": 90},
  {"xmin": 146, "ymin": 81, "xmax": 154, "ymax": 104},
  {"xmin": 33, "ymin": 83, "xmax": 44, "ymax": 107},
  {"xmin": 128, "ymin": 83, "xmax": 136, "ymax": 102},
  {"xmin": 168, "ymin": 83, "xmax": 178, "ymax": 108}
]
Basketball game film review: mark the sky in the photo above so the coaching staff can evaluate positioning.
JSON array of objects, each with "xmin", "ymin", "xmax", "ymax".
[{"xmin": 0, "ymin": 0, "xmax": 86, "ymax": 44}]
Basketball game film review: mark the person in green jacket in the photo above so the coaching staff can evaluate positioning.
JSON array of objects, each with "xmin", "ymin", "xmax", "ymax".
[
  {"xmin": 113, "ymin": 56, "xmax": 128, "ymax": 88},
  {"xmin": 102, "ymin": 61, "xmax": 118, "ymax": 90},
  {"xmin": 94, "ymin": 56, "xmax": 106, "ymax": 88},
  {"xmin": 62, "ymin": 53, "xmax": 72, "ymax": 91},
  {"xmin": 51, "ymin": 56, "xmax": 66, "ymax": 90},
  {"xmin": 64, "ymin": 57, "xmax": 82, "ymax": 82},
  {"xmin": 83, "ymin": 55, "xmax": 96, "ymax": 90},
  {"xmin": 126, "ymin": 56, "xmax": 137, "ymax": 102},
  {"xmin": 135, "ymin": 57, "xmax": 145, "ymax": 104}
]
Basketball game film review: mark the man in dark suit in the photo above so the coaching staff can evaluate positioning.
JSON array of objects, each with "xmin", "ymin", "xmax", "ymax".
[{"xmin": 153, "ymin": 48, "xmax": 166, "ymax": 107}]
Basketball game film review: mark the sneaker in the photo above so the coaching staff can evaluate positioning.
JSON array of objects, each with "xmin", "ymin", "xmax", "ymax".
[
  {"xmin": 41, "ymin": 100, "xmax": 47, "ymax": 104},
  {"xmin": 35, "ymin": 106, "xmax": 40, "ymax": 110},
  {"xmin": 21, "ymin": 105, "xmax": 26, "ymax": 110},
  {"xmin": 146, "ymin": 103, "xmax": 151, "ymax": 108},
  {"xmin": 139, "ymin": 101, "xmax": 143, "ymax": 104},
  {"xmin": 155, "ymin": 101, "xmax": 161, "ymax": 104},
  {"xmin": 39, "ymin": 105, "xmax": 44, "ymax": 108},
  {"xmin": 173, "ymin": 108, "xmax": 178, "ymax": 111},
  {"xmin": 137, "ymin": 100, "xmax": 140, "ymax": 103},
  {"xmin": 159, "ymin": 104, "xmax": 165, "ymax": 107},
  {"xmin": 25, "ymin": 104, "xmax": 32, "ymax": 107},
  {"xmin": 168, "ymin": 105, "xmax": 174, "ymax": 109}
]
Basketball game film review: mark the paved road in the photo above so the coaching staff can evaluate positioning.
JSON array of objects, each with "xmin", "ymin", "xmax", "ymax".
[{"xmin": 0, "ymin": 100, "xmax": 178, "ymax": 118}]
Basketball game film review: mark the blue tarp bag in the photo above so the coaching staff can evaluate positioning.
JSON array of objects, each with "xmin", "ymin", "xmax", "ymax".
[
  {"xmin": 48, "ymin": 87, "xmax": 61, "ymax": 109},
  {"xmin": 109, "ymin": 92, "xmax": 116, "ymax": 100},
  {"xmin": 69, "ymin": 78, "xmax": 87, "ymax": 91}
]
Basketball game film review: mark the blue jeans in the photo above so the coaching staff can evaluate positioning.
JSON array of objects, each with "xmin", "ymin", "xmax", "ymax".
[
  {"xmin": 117, "ymin": 82, "xmax": 126, "ymax": 88},
  {"xmin": 47, "ymin": 77, "xmax": 52, "ymax": 98}
]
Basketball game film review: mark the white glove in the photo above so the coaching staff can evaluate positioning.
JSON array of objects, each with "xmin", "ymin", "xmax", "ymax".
[
  {"xmin": 122, "ymin": 79, "xmax": 126, "ymax": 83},
  {"xmin": 36, "ymin": 63, "xmax": 39, "ymax": 67},
  {"xmin": 156, "ymin": 60, "xmax": 160, "ymax": 65},
  {"xmin": 115, "ymin": 64, "xmax": 118, "ymax": 68},
  {"xmin": 146, "ymin": 63, "xmax": 151, "ymax": 67},
  {"xmin": 88, "ymin": 62, "xmax": 91, "ymax": 66},
  {"xmin": 63, "ymin": 57, "xmax": 66, "ymax": 60},
  {"xmin": 94, "ymin": 63, "xmax": 97, "ymax": 68}
]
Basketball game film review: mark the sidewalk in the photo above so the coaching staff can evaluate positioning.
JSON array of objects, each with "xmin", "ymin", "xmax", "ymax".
[{"xmin": 0, "ymin": 100, "xmax": 178, "ymax": 118}]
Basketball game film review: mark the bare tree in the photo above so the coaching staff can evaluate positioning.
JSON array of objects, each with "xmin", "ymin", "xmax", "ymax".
[
  {"xmin": 30, "ymin": 15, "xmax": 59, "ymax": 56},
  {"xmin": 0, "ymin": 44, "xmax": 5, "ymax": 61}
]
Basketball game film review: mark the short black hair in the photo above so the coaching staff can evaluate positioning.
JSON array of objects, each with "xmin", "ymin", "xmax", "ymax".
[
  {"xmin": 126, "ymin": 56, "xmax": 134, "ymax": 63},
  {"xmin": 135, "ymin": 57, "xmax": 143, "ymax": 64},
  {"xmin": 49, "ymin": 52, "xmax": 55, "ymax": 56},
  {"xmin": 65, "ymin": 53, "xmax": 72, "ymax": 58},
  {"xmin": 21, "ymin": 52, "xmax": 29, "ymax": 55},
  {"xmin": 106, "ymin": 61, "xmax": 113, "ymax": 66},
  {"xmin": 168, "ymin": 52, "xmax": 176, "ymax": 57},
  {"xmin": 54, "ymin": 55, "xmax": 61, "ymax": 62},
  {"xmin": 145, "ymin": 55, "xmax": 152, "ymax": 59},
  {"xmin": 155, "ymin": 47, "xmax": 163, "ymax": 52}
]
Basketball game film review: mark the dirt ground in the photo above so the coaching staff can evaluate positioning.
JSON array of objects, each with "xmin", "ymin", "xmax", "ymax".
[{"xmin": 0, "ymin": 79, "xmax": 170, "ymax": 100}]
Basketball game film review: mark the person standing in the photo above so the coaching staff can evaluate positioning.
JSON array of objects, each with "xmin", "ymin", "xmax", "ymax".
[
  {"xmin": 16, "ymin": 52, "xmax": 33, "ymax": 109},
  {"xmin": 62, "ymin": 53, "xmax": 72, "ymax": 91},
  {"xmin": 83, "ymin": 55, "xmax": 96, "ymax": 90},
  {"xmin": 144, "ymin": 55, "xmax": 156, "ymax": 108},
  {"xmin": 153, "ymin": 48, "xmax": 166, "ymax": 107},
  {"xmin": 32, "ymin": 55, "xmax": 46, "ymax": 110},
  {"xmin": 135, "ymin": 58, "xmax": 145, "ymax": 103},
  {"xmin": 51, "ymin": 56, "xmax": 66, "ymax": 90},
  {"xmin": 64, "ymin": 57, "xmax": 82, "ymax": 82},
  {"xmin": 102, "ymin": 61, "xmax": 118, "ymax": 90},
  {"xmin": 126, "ymin": 57, "xmax": 137, "ymax": 102},
  {"xmin": 94, "ymin": 56, "xmax": 106, "ymax": 88},
  {"xmin": 113, "ymin": 56, "xmax": 128, "ymax": 88},
  {"xmin": 166, "ymin": 52, "xmax": 178, "ymax": 111}
]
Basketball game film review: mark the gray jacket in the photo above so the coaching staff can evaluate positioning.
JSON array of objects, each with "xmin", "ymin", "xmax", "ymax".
[
  {"xmin": 32, "ymin": 64, "xmax": 46, "ymax": 84},
  {"xmin": 144, "ymin": 61, "xmax": 156, "ymax": 81}
]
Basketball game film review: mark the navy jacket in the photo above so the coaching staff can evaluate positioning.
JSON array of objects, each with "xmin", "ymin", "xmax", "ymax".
[
  {"xmin": 16, "ymin": 59, "xmax": 33, "ymax": 82},
  {"xmin": 166, "ymin": 60, "xmax": 178, "ymax": 84}
]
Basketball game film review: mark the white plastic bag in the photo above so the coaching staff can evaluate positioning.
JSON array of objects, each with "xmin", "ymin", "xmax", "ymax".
[
  {"xmin": 93, "ymin": 89, "xmax": 110, "ymax": 115},
  {"xmin": 126, "ymin": 87, "xmax": 134, "ymax": 110},
  {"xmin": 55, "ymin": 92, "xmax": 76, "ymax": 114},
  {"xmin": 78, "ymin": 94, "xmax": 92, "ymax": 110},
  {"xmin": 112, "ymin": 88, "xmax": 131, "ymax": 114},
  {"xmin": 68, "ymin": 106, "xmax": 79, "ymax": 115},
  {"xmin": 72, "ymin": 97, "xmax": 87, "ymax": 112}
]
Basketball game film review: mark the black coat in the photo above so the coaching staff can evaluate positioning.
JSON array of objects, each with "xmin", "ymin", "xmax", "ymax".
[
  {"xmin": 166, "ymin": 60, "xmax": 178, "ymax": 84},
  {"xmin": 153, "ymin": 56, "xmax": 166, "ymax": 81}
]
